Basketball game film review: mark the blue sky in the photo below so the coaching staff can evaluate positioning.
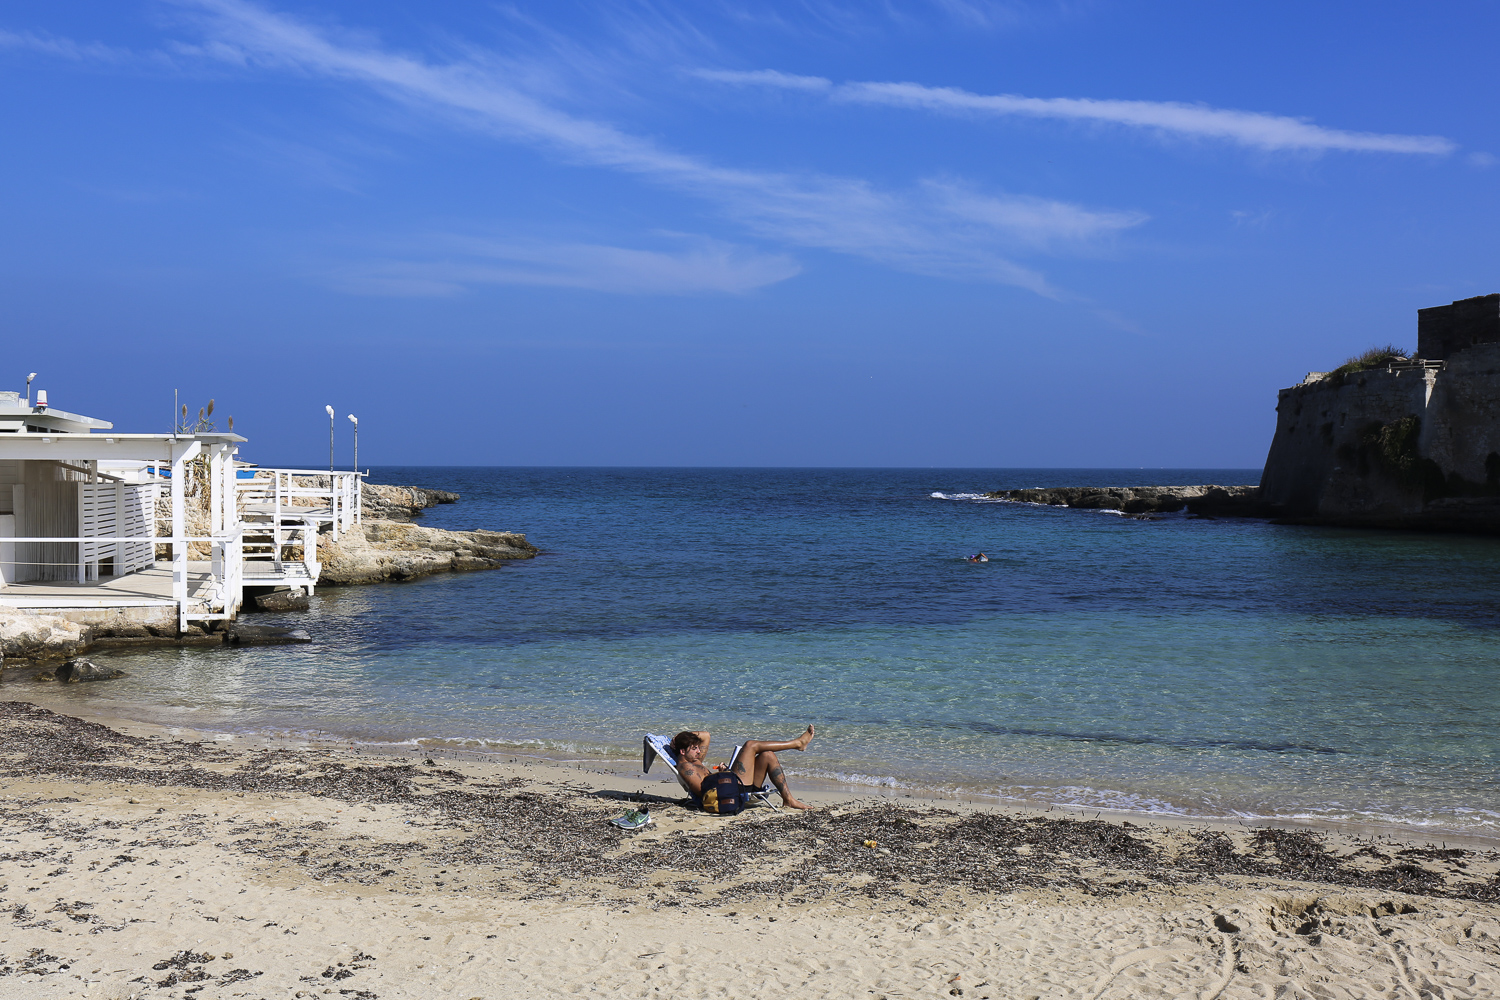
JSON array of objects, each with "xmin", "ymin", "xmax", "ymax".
[{"xmin": 3, "ymin": 1, "xmax": 1497, "ymax": 468}]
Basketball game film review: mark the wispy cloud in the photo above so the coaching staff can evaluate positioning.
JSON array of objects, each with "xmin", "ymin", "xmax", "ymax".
[
  {"xmin": 0, "ymin": 28, "xmax": 135, "ymax": 63},
  {"xmin": 924, "ymin": 181, "xmax": 1146, "ymax": 248},
  {"xmin": 325, "ymin": 235, "xmax": 802, "ymax": 296},
  {"xmin": 692, "ymin": 68, "xmax": 831, "ymax": 91},
  {"xmin": 147, "ymin": 0, "xmax": 1139, "ymax": 295},
  {"xmin": 703, "ymin": 72, "xmax": 1457, "ymax": 155}
]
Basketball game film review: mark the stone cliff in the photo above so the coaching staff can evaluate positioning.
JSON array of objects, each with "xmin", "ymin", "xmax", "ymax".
[{"xmin": 1260, "ymin": 293, "xmax": 1500, "ymax": 532}]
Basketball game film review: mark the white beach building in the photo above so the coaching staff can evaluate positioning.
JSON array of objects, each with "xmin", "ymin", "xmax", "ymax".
[{"xmin": 0, "ymin": 388, "xmax": 360, "ymax": 635}]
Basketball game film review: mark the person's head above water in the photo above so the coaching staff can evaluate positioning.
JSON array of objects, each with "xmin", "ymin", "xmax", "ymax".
[{"xmin": 672, "ymin": 731, "xmax": 705, "ymax": 758}]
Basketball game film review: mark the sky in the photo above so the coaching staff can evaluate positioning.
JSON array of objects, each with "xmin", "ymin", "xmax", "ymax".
[{"xmin": 3, "ymin": 1, "xmax": 1498, "ymax": 468}]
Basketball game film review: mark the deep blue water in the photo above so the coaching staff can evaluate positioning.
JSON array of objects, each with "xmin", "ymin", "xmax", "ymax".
[{"xmin": 21, "ymin": 468, "xmax": 1500, "ymax": 838}]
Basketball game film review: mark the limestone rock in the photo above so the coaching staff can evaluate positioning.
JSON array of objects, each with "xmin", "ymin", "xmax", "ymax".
[
  {"xmin": 317, "ymin": 519, "xmax": 539, "ymax": 585},
  {"xmin": 987, "ymin": 485, "xmax": 1269, "ymax": 517},
  {"xmin": 0, "ymin": 607, "xmax": 92, "ymax": 661},
  {"xmin": 54, "ymin": 657, "xmax": 126, "ymax": 683},
  {"xmin": 254, "ymin": 589, "xmax": 311, "ymax": 612},
  {"xmin": 360, "ymin": 484, "xmax": 461, "ymax": 522}
]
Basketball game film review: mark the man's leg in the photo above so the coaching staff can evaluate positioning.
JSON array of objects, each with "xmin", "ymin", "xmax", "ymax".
[
  {"xmin": 748, "ymin": 749, "xmax": 814, "ymax": 810},
  {"xmin": 731, "ymin": 726, "xmax": 815, "ymax": 809}
]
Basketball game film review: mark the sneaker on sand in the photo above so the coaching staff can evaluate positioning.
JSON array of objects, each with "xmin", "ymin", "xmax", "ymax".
[{"xmin": 609, "ymin": 808, "xmax": 653, "ymax": 831}]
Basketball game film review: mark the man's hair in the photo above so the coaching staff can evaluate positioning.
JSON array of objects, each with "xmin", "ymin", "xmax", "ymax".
[{"xmin": 671, "ymin": 731, "xmax": 704, "ymax": 756}]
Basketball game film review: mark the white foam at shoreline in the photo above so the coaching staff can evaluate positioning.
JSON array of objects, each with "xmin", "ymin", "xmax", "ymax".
[{"xmin": 929, "ymin": 491, "xmax": 1000, "ymax": 501}]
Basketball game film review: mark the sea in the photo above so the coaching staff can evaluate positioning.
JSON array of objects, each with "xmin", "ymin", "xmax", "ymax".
[{"xmin": 16, "ymin": 467, "xmax": 1500, "ymax": 841}]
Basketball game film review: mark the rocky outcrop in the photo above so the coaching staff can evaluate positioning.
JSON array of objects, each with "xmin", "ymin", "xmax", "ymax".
[
  {"xmin": 317, "ymin": 520, "xmax": 538, "ymax": 585},
  {"xmin": 254, "ymin": 590, "xmax": 310, "ymax": 612},
  {"xmin": 225, "ymin": 624, "xmax": 312, "ymax": 645},
  {"xmin": 0, "ymin": 607, "xmax": 93, "ymax": 662},
  {"xmin": 52, "ymin": 657, "xmax": 126, "ymax": 683},
  {"xmin": 988, "ymin": 485, "xmax": 1268, "ymax": 516},
  {"xmin": 360, "ymin": 484, "xmax": 460, "ymax": 521}
]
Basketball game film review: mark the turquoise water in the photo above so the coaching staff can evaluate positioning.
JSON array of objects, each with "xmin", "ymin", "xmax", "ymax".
[{"xmin": 17, "ymin": 468, "xmax": 1500, "ymax": 838}]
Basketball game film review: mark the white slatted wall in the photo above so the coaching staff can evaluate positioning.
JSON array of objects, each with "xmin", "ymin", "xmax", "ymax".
[{"xmin": 78, "ymin": 482, "xmax": 158, "ymax": 581}]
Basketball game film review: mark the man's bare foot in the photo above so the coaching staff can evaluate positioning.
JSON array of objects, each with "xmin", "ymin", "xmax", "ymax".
[
  {"xmin": 794, "ymin": 724, "xmax": 815, "ymax": 751},
  {"xmin": 782, "ymin": 795, "xmax": 813, "ymax": 810}
]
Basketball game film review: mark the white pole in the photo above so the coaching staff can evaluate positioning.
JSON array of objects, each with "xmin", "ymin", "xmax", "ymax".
[
  {"xmin": 171, "ymin": 443, "xmax": 187, "ymax": 631},
  {"xmin": 348, "ymin": 414, "xmax": 360, "ymax": 527}
]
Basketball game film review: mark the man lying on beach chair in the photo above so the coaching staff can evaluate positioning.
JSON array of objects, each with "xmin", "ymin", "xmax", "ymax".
[{"xmin": 643, "ymin": 726, "xmax": 816, "ymax": 812}]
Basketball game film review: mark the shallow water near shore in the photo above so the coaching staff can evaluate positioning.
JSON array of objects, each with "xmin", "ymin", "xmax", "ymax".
[{"xmin": 13, "ymin": 467, "xmax": 1500, "ymax": 840}]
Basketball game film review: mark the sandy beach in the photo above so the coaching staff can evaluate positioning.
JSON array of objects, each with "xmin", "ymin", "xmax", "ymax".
[{"xmin": 0, "ymin": 701, "xmax": 1497, "ymax": 999}]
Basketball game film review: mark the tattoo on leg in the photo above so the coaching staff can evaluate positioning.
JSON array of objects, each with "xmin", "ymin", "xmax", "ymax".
[
  {"xmin": 768, "ymin": 764, "xmax": 788, "ymax": 792},
  {"xmin": 732, "ymin": 760, "xmax": 747, "ymax": 777}
]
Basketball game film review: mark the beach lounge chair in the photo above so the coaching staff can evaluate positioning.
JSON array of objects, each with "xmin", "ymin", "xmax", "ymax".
[{"xmin": 642, "ymin": 734, "xmax": 779, "ymax": 811}]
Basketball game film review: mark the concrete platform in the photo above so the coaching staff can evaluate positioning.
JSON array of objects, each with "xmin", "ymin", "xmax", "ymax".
[{"xmin": 0, "ymin": 562, "xmax": 217, "ymax": 610}]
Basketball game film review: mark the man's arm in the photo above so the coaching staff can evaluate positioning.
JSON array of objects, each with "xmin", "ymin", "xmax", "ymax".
[{"xmin": 695, "ymin": 730, "xmax": 711, "ymax": 749}]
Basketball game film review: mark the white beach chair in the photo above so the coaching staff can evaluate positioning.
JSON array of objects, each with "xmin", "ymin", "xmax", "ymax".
[{"xmin": 642, "ymin": 734, "xmax": 779, "ymax": 811}]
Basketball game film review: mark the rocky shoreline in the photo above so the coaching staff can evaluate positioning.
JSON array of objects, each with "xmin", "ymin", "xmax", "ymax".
[
  {"xmin": 988, "ymin": 484, "xmax": 1271, "ymax": 517},
  {"xmin": 318, "ymin": 521, "xmax": 538, "ymax": 585}
]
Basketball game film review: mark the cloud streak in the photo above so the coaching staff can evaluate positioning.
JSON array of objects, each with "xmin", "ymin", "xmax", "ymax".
[
  {"xmin": 704, "ymin": 71, "xmax": 1457, "ymax": 155},
  {"xmin": 157, "ymin": 0, "xmax": 1142, "ymax": 296},
  {"xmin": 327, "ymin": 235, "xmax": 802, "ymax": 296},
  {"xmin": 692, "ymin": 67, "xmax": 832, "ymax": 91},
  {"xmin": 0, "ymin": 28, "xmax": 135, "ymax": 63}
]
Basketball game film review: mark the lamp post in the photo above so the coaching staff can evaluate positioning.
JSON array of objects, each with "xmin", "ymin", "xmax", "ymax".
[
  {"xmin": 347, "ymin": 414, "xmax": 358, "ymax": 473},
  {"xmin": 25, "ymin": 373, "xmax": 36, "ymax": 406},
  {"xmin": 325, "ymin": 404, "xmax": 335, "ymax": 475},
  {"xmin": 348, "ymin": 414, "xmax": 360, "ymax": 523}
]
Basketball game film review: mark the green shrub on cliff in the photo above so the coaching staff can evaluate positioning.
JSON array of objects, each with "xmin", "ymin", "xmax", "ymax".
[
  {"xmin": 1366, "ymin": 415, "xmax": 1421, "ymax": 480},
  {"xmin": 1324, "ymin": 344, "xmax": 1411, "ymax": 385}
]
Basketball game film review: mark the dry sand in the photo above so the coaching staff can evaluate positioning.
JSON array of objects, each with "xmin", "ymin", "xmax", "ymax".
[{"xmin": 1, "ymin": 700, "xmax": 1498, "ymax": 1000}]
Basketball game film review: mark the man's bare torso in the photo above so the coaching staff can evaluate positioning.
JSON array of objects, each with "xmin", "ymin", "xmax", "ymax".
[{"xmin": 678, "ymin": 759, "xmax": 713, "ymax": 796}]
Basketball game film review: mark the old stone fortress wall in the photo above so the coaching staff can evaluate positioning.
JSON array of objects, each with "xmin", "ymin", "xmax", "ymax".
[
  {"xmin": 1260, "ymin": 293, "xmax": 1500, "ymax": 531},
  {"xmin": 987, "ymin": 293, "xmax": 1500, "ymax": 533}
]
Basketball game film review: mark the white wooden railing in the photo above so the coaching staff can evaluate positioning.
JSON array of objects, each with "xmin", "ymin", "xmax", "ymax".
[{"xmin": 236, "ymin": 469, "xmax": 362, "ymax": 539}]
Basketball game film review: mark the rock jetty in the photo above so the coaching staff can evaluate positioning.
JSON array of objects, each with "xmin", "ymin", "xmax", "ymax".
[
  {"xmin": 242, "ymin": 479, "xmax": 539, "ymax": 585},
  {"xmin": 317, "ymin": 521, "xmax": 538, "ymax": 585},
  {"xmin": 987, "ymin": 484, "xmax": 1269, "ymax": 516},
  {"xmin": 359, "ymin": 483, "xmax": 460, "ymax": 521}
]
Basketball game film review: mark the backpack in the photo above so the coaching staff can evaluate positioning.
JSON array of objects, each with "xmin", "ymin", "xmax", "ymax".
[{"xmin": 699, "ymin": 771, "xmax": 744, "ymax": 815}]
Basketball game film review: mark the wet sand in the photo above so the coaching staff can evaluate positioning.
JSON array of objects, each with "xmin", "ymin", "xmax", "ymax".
[{"xmin": 1, "ymin": 700, "xmax": 1499, "ymax": 999}]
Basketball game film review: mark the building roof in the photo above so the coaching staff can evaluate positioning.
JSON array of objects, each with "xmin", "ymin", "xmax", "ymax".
[{"xmin": 0, "ymin": 391, "xmax": 114, "ymax": 432}]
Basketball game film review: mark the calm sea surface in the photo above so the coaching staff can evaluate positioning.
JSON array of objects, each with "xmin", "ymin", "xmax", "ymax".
[{"xmin": 17, "ymin": 468, "xmax": 1500, "ymax": 839}]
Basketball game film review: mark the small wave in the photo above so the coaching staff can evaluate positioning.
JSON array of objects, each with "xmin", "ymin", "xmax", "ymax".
[
  {"xmin": 929, "ymin": 491, "xmax": 997, "ymax": 501},
  {"xmin": 410, "ymin": 734, "xmax": 627, "ymax": 758},
  {"xmin": 999, "ymin": 783, "xmax": 1192, "ymax": 817},
  {"xmin": 1224, "ymin": 804, "xmax": 1500, "ymax": 835},
  {"xmin": 799, "ymin": 767, "xmax": 907, "ymax": 789}
]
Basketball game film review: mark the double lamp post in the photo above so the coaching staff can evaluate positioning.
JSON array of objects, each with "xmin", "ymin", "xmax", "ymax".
[{"xmin": 325, "ymin": 404, "xmax": 360, "ymax": 475}]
